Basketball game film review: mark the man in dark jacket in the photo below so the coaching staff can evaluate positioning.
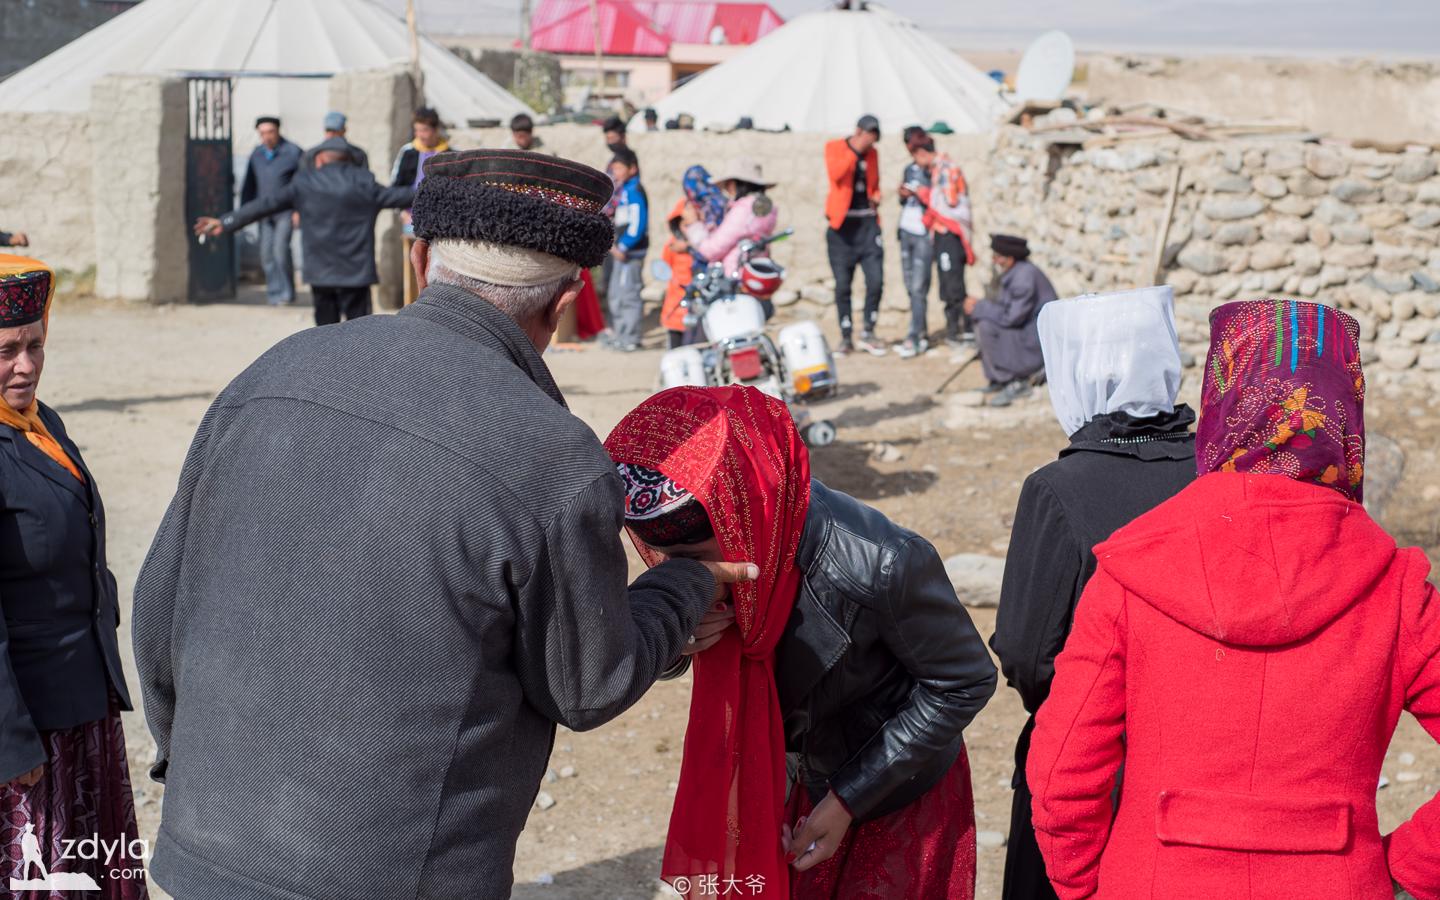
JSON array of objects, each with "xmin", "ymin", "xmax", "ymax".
[
  {"xmin": 196, "ymin": 139, "xmax": 412, "ymax": 325},
  {"xmin": 964, "ymin": 233, "xmax": 1058, "ymax": 407},
  {"xmin": 240, "ymin": 116, "xmax": 304, "ymax": 305},
  {"xmin": 136, "ymin": 149, "xmax": 752, "ymax": 900}
]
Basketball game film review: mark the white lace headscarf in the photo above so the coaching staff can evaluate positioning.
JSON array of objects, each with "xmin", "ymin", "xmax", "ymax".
[{"xmin": 1037, "ymin": 285, "xmax": 1183, "ymax": 437}]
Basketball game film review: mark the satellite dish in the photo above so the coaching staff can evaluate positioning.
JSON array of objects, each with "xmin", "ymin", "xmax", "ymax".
[{"xmin": 1014, "ymin": 30, "xmax": 1076, "ymax": 102}]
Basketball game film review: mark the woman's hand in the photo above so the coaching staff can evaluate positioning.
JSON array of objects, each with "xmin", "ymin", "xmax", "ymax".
[
  {"xmin": 783, "ymin": 790, "xmax": 853, "ymax": 871},
  {"xmin": 193, "ymin": 217, "xmax": 223, "ymax": 237},
  {"xmin": 682, "ymin": 600, "xmax": 735, "ymax": 655},
  {"xmin": 11, "ymin": 764, "xmax": 44, "ymax": 789}
]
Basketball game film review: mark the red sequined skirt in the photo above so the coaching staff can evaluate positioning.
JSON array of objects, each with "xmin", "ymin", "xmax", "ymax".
[
  {"xmin": 787, "ymin": 746, "xmax": 976, "ymax": 900},
  {"xmin": 0, "ymin": 701, "xmax": 148, "ymax": 900}
]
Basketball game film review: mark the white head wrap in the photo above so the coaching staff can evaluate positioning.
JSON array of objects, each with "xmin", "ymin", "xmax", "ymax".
[
  {"xmin": 1037, "ymin": 285, "xmax": 1182, "ymax": 437},
  {"xmin": 428, "ymin": 238, "xmax": 580, "ymax": 288}
]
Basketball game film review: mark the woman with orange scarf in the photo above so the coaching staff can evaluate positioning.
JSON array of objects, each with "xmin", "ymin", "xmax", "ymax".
[
  {"xmin": 606, "ymin": 386, "xmax": 996, "ymax": 898},
  {"xmin": 0, "ymin": 256, "xmax": 147, "ymax": 898}
]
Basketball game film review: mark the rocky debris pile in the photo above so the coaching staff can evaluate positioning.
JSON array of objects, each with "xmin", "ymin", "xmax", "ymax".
[{"xmin": 980, "ymin": 128, "xmax": 1440, "ymax": 384}]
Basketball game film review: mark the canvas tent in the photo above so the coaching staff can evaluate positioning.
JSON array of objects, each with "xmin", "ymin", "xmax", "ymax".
[
  {"xmin": 637, "ymin": 3, "xmax": 1007, "ymax": 135},
  {"xmin": 0, "ymin": 0, "xmax": 531, "ymax": 150}
]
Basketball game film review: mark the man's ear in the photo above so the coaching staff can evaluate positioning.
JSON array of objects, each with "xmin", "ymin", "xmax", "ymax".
[
  {"xmin": 545, "ymin": 277, "xmax": 584, "ymax": 333},
  {"xmin": 411, "ymin": 239, "xmax": 431, "ymax": 293}
]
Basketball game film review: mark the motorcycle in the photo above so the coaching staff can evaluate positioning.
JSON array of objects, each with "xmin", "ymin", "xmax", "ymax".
[{"xmin": 651, "ymin": 229, "xmax": 840, "ymax": 447}]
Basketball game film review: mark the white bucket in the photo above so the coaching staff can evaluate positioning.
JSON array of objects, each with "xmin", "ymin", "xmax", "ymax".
[
  {"xmin": 702, "ymin": 294, "xmax": 768, "ymax": 344},
  {"xmin": 659, "ymin": 346, "xmax": 708, "ymax": 389},
  {"xmin": 778, "ymin": 321, "xmax": 837, "ymax": 397}
]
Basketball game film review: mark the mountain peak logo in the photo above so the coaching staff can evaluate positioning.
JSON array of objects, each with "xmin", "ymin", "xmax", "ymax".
[{"xmin": 9, "ymin": 822, "xmax": 101, "ymax": 891}]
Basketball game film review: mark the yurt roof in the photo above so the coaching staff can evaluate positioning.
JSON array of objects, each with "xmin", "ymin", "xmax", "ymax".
[
  {"xmin": 639, "ymin": 4, "xmax": 1007, "ymax": 135},
  {"xmin": 0, "ymin": 0, "xmax": 531, "ymax": 147}
]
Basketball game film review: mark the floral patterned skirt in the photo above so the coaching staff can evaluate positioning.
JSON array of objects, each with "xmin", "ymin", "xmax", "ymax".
[
  {"xmin": 0, "ymin": 700, "xmax": 148, "ymax": 900},
  {"xmin": 787, "ymin": 746, "xmax": 977, "ymax": 900}
]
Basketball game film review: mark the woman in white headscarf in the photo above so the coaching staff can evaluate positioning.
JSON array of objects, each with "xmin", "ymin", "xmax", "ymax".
[{"xmin": 988, "ymin": 285, "xmax": 1196, "ymax": 900}]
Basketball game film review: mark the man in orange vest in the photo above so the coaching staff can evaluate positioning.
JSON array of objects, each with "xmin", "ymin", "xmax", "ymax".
[{"xmin": 824, "ymin": 115, "xmax": 886, "ymax": 356}]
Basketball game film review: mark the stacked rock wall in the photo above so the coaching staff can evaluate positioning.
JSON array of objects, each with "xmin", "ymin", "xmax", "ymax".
[{"xmin": 980, "ymin": 128, "xmax": 1440, "ymax": 383}]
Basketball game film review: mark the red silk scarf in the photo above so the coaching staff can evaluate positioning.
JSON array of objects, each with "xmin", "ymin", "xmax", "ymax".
[{"xmin": 605, "ymin": 386, "xmax": 811, "ymax": 898}]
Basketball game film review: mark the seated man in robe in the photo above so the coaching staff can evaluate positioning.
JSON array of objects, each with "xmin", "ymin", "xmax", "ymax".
[{"xmin": 964, "ymin": 234, "xmax": 1057, "ymax": 408}]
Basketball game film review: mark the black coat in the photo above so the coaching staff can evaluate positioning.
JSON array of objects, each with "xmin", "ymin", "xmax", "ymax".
[
  {"xmin": 221, "ymin": 162, "xmax": 413, "ymax": 288},
  {"xmin": 0, "ymin": 404, "xmax": 131, "ymax": 783},
  {"xmin": 780, "ymin": 481, "xmax": 997, "ymax": 821},
  {"xmin": 663, "ymin": 482, "xmax": 998, "ymax": 821},
  {"xmin": 990, "ymin": 408, "xmax": 1196, "ymax": 900}
]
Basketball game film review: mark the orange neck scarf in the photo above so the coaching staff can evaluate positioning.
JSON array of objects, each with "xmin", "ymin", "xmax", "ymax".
[
  {"xmin": 0, "ymin": 401, "xmax": 83, "ymax": 483},
  {"xmin": 0, "ymin": 255, "xmax": 82, "ymax": 483}
]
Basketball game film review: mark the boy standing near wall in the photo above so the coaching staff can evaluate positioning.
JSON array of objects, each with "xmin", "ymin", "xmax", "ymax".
[
  {"xmin": 605, "ymin": 148, "xmax": 649, "ymax": 352},
  {"xmin": 824, "ymin": 115, "xmax": 887, "ymax": 356}
]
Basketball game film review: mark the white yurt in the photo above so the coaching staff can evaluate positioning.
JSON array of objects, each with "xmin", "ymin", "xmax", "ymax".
[
  {"xmin": 0, "ymin": 0, "xmax": 531, "ymax": 149},
  {"xmin": 638, "ymin": 3, "xmax": 1007, "ymax": 135}
]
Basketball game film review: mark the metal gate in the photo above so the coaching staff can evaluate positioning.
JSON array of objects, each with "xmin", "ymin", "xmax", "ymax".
[{"xmin": 186, "ymin": 77, "xmax": 236, "ymax": 301}]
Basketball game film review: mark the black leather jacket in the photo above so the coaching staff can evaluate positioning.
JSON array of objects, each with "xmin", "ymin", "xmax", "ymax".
[{"xmin": 669, "ymin": 480, "xmax": 997, "ymax": 821}]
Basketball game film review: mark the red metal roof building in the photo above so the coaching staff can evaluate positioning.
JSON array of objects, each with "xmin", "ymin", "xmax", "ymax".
[
  {"xmin": 531, "ymin": 1, "xmax": 784, "ymax": 56},
  {"xmin": 530, "ymin": 0, "xmax": 785, "ymax": 107}
]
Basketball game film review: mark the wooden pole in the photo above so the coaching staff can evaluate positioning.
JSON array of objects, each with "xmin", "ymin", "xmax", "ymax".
[
  {"xmin": 406, "ymin": 0, "xmax": 425, "ymax": 100},
  {"xmin": 1150, "ymin": 164, "xmax": 1183, "ymax": 286},
  {"xmin": 521, "ymin": 0, "xmax": 533, "ymax": 50},
  {"xmin": 587, "ymin": 0, "xmax": 605, "ymax": 100}
]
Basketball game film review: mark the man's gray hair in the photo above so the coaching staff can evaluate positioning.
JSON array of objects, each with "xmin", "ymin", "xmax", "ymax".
[{"xmin": 427, "ymin": 260, "xmax": 574, "ymax": 322}]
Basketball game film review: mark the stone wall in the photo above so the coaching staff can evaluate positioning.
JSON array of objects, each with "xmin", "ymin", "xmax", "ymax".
[
  {"xmin": 90, "ymin": 75, "xmax": 189, "ymax": 303},
  {"xmin": 453, "ymin": 123, "xmax": 996, "ymax": 310},
  {"xmin": 330, "ymin": 66, "xmax": 418, "ymax": 310},
  {"xmin": 981, "ymin": 128, "xmax": 1440, "ymax": 383},
  {"xmin": 0, "ymin": 112, "xmax": 95, "ymax": 276}
]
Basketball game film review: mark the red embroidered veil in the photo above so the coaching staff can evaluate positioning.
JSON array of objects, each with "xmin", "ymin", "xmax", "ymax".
[{"xmin": 605, "ymin": 386, "xmax": 811, "ymax": 897}]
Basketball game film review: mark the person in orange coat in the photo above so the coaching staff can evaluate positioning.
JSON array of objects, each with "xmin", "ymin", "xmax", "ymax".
[
  {"xmin": 659, "ymin": 200, "xmax": 696, "ymax": 348},
  {"xmin": 824, "ymin": 115, "xmax": 886, "ymax": 357}
]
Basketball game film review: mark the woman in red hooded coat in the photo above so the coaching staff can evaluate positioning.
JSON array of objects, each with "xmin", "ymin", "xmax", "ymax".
[{"xmin": 1028, "ymin": 299, "xmax": 1440, "ymax": 900}]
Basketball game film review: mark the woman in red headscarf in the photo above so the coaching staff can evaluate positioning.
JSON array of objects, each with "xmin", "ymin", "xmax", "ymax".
[
  {"xmin": 605, "ymin": 386, "xmax": 996, "ymax": 899},
  {"xmin": 1027, "ymin": 300, "xmax": 1440, "ymax": 900}
]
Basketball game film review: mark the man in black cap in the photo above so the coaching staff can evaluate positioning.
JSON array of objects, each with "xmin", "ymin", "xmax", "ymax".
[
  {"xmin": 195, "ymin": 140, "xmax": 413, "ymax": 325},
  {"xmin": 241, "ymin": 116, "xmax": 304, "ymax": 305},
  {"xmin": 139, "ymin": 149, "xmax": 753, "ymax": 900},
  {"xmin": 964, "ymin": 234, "xmax": 1058, "ymax": 407},
  {"xmin": 824, "ymin": 114, "xmax": 886, "ymax": 355}
]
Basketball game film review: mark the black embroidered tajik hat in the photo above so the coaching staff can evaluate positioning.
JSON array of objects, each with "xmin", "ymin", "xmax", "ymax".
[
  {"xmin": 0, "ymin": 256, "xmax": 54, "ymax": 328},
  {"xmin": 411, "ymin": 150, "xmax": 616, "ymax": 269}
]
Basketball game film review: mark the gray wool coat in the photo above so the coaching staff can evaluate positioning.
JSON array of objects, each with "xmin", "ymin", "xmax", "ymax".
[{"xmin": 132, "ymin": 283, "xmax": 715, "ymax": 900}]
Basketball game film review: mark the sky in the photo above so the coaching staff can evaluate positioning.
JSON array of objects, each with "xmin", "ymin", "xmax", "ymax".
[
  {"xmin": 400, "ymin": 0, "xmax": 1440, "ymax": 58},
  {"xmin": 765, "ymin": 0, "xmax": 1440, "ymax": 57}
]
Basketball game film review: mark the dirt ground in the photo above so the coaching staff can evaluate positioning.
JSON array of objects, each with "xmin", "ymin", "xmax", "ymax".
[{"xmin": 42, "ymin": 290, "xmax": 1440, "ymax": 900}]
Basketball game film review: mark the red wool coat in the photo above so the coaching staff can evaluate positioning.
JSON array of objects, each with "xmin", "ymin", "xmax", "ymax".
[{"xmin": 1028, "ymin": 472, "xmax": 1440, "ymax": 900}]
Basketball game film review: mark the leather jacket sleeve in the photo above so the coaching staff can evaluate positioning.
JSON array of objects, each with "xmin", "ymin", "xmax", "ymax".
[{"xmin": 828, "ymin": 536, "xmax": 997, "ymax": 820}]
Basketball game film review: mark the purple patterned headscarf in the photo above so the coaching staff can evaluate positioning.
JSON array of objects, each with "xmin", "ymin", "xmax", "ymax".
[{"xmin": 1197, "ymin": 299, "xmax": 1366, "ymax": 502}]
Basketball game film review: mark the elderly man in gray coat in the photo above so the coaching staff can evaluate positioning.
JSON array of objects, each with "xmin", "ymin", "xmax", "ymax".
[
  {"xmin": 134, "ymin": 149, "xmax": 751, "ymax": 900},
  {"xmin": 964, "ymin": 233, "xmax": 1059, "ymax": 408}
]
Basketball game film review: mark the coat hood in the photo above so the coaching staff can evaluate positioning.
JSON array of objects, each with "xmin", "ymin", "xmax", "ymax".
[{"xmin": 1095, "ymin": 472, "xmax": 1396, "ymax": 647}]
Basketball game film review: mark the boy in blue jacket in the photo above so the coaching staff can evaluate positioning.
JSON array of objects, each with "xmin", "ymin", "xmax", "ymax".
[{"xmin": 606, "ymin": 148, "xmax": 649, "ymax": 352}]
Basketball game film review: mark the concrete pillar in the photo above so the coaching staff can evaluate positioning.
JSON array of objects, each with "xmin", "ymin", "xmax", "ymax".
[
  {"xmin": 329, "ymin": 66, "xmax": 418, "ymax": 311},
  {"xmin": 90, "ymin": 75, "xmax": 189, "ymax": 303}
]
